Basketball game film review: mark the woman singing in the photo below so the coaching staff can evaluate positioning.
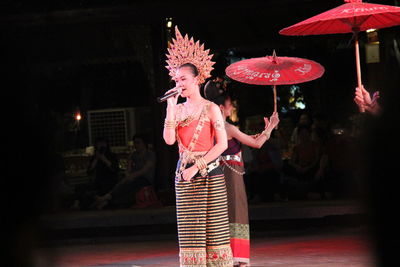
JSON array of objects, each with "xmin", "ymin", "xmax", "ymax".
[
  {"xmin": 205, "ymin": 80, "xmax": 280, "ymax": 267},
  {"xmin": 163, "ymin": 26, "xmax": 233, "ymax": 267}
]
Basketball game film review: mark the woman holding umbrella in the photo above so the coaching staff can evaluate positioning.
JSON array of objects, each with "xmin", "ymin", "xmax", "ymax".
[
  {"xmin": 204, "ymin": 80, "xmax": 279, "ymax": 267},
  {"xmin": 162, "ymin": 26, "xmax": 233, "ymax": 267}
]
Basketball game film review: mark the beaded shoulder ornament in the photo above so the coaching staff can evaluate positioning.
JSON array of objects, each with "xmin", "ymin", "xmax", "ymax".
[{"xmin": 165, "ymin": 26, "xmax": 215, "ymax": 84}]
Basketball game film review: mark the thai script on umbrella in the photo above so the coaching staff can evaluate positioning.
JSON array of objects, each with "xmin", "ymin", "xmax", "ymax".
[
  {"xmin": 233, "ymin": 66, "xmax": 281, "ymax": 81},
  {"xmin": 295, "ymin": 64, "xmax": 312, "ymax": 75},
  {"xmin": 341, "ymin": 6, "xmax": 395, "ymax": 14}
]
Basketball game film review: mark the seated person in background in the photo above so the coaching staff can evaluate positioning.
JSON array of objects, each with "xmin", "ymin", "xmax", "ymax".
[
  {"xmin": 290, "ymin": 112, "xmax": 312, "ymax": 147},
  {"xmin": 315, "ymin": 124, "xmax": 360, "ymax": 199},
  {"xmin": 71, "ymin": 137, "xmax": 119, "ymax": 210},
  {"xmin": 247, "ymin": 138, "xmax": 287, "ymax": 203},
  {"xmin": 283, "ymin": 124, "xmax": 321, "ymax": 199},
  {"xmin": 95, "ymin": 134, "xmax": 156, "ymax": 209}
]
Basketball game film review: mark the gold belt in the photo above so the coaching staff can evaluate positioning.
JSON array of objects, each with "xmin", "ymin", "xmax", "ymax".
[
  {"xmin": 205, "ymin": 159, "xmax": 220, "ymax": 173},
  {"xmin": 221, "ymin": 155, "xmax": 241, "ymax": 162},
  {"xmin": 176, "ymin": 156, "xmax": 220, "ymax": 179}
]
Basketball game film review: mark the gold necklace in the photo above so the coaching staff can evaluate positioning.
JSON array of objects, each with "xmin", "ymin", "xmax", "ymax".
[
  {"xmin": 180, "ymin": 115, "xmax": 195, "ymax": 127},
  {"xmin": 179, "ymin": 101, "xmax": 205, "ymax": 127}
]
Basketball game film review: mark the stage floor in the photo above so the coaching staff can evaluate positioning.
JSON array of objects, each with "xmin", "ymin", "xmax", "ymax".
[{"xmin": 34, "ymin": 226, "xmax": 376, "ymax": 267}]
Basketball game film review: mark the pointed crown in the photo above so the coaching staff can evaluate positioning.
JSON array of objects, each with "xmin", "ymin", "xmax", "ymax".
[{"xmin": 165, "ymin": 26, "xmax": 215, "ymax": 84}]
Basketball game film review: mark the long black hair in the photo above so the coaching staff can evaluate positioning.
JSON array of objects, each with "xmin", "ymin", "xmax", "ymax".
[{"xmin": 203, "ymin": 80, "xmax": 231, "ymax": 106}]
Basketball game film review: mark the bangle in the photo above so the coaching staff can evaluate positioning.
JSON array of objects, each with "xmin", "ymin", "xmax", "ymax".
[
  {"xmin": 195, "ymin": 157, "xmax": 207, "ymax": 170},
  {"xmin": 262, "ymin": 129, "xmax": 271, "ymax": 138},
  {"xmin": 195, "ymin": 157, "xmax": 208, "ymax": 176},
  {"xmin": 164, "ymin": 120, "xmax": 175, "ymax": 129}
]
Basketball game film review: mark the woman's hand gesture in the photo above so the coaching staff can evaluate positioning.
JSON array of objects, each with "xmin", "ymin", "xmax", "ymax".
[
  {"xmin": 165, "ymin": 87, "xmax": 182, "ymax": 110},
  {"xmin": 264, "ymin": 111, "xmax": 280, "ymax": 131},
  {"xmin": 181, "ymin": 165, "xmax": 198, "ymax": 182}
]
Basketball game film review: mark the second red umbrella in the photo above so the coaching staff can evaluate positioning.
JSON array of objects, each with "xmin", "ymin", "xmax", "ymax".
[
  {"xmin": 225, "ymin": 50, "xmax": 325, "ymax": 112},
  {"xmin": 279, "ymin": 0, "xmax": 400, "ymax": 111}
]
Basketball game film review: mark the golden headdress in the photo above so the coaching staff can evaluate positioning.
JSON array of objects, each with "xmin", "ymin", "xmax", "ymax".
[{"xmin": 165, "ymin": 26, "xmax": 215, "ymax": 84}]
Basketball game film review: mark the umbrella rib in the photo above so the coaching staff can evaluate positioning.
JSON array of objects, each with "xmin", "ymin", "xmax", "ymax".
[
  {"xmin": 369, "ymin": 14, "xmax": 386, "ymax": 30},
  {"xmin": 372, "ymin": 13, "xmax": 400, "ymax": 30},
  {"xmin": 323, "ymin": 19, "xmax": 344, "ymax": 34},
  {"xmin": 296, "ymin": 21, "xmax": 325, "ymax": 35},
  {"xmin": 355, "ymin": 15, "xmax": 370, "ymax": 29}
]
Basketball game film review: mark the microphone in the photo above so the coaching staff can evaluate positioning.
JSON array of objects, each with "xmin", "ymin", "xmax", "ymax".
[{"xmin": 157, "ymin": 87, "xmax": 182, "ymax": 103}]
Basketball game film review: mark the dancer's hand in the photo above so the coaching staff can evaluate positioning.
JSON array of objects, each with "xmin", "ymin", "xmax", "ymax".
[
  {"xmin": 354, "ymin": 85, "xmax": 381, "ymax": 115},
  {"xmin": 354, "ymin": 85, "xmax": 370, "ymax": 112},
  {"xmin": 181, "ymin": 165, "xmax": 198, "ymax": 182},
  {"xmin": 264, "ymin": 111, "xmax": 280, "ymax": 131}
]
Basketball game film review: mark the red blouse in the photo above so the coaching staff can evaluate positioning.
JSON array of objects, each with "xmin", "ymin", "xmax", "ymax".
[{"xmin": 177, "ymin": 119, "xmax": 215, "ymax": 152}]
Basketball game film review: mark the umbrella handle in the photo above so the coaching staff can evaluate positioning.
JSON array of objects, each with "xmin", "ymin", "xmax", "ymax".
[
  {"xmin": 354, "ymin": 33, "xmax": 365, "ymax": 113},
  {"xmin": 273, "ymin": 85, "xmax": 277, "ymax": 113},
  {"xmin": 272, "ymin": 85, "xmax": 278, "ymax": 130}
]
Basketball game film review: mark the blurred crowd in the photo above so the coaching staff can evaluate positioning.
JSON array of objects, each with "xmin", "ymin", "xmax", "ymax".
[
  {"xmin": 244, "ymin": 112, "xmax": 364, "ymax": 204},
  {"xmin": 47, "ymin": 110, "xmax": 368, "ymax": 214}
]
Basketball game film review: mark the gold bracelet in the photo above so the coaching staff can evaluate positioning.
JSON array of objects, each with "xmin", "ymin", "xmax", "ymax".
[
  {"xmin": 201, "ymin": 157, "xmax": 208, "ymax": 169},
  {"xmin": 262, "ymin": 129, "xmax": 271, "ymax": 138},
  {"xmin": 164, "ymin": 120, "xmax": 175, "ymax": 125},
  {"xmin": 198, "ymin": 157, "xmax": 207, "ymax": 170},
  {"xmin": 164, "ymin": 120, "xmax": 175, "ymax": 129},
  {"xmin": 195, "ymin": 157, "xmax": 207, "ymax": 171},
  {"xmin": 196, "ymin": 157, "xmax": 208, "ymax": 177}
]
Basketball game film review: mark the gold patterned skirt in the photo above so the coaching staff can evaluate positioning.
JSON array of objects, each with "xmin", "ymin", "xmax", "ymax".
[{"xmin": 175, "ymin": 161, "xmax": 233, "ymax": 267}]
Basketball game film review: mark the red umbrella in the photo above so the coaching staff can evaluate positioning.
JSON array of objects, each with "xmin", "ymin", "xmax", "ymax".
[
  {"xmin": 225, "ymin": 50, "xmax": 325, "ymax": 112},
  {"xmin": 279, "ymin": 0, "xmax": 400, "ymax": 110}
]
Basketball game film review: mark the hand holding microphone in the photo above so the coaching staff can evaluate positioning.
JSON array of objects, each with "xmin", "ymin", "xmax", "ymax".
[{"xmin": 157, "ymin": 86, "xmax": 182, "ymax": 103}]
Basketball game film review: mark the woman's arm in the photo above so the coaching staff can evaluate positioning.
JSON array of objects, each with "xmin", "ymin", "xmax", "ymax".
[
  {"xmin": 202, "ymin": 103, "xmax": 228, "ymax": 163},
  {"xmin": 163, "ymin": 106, "xmax": 177, "ymax": 145},
  {"xmin": 228, "ymin": 124, "xmax": 270, "ymax": 149},
  {"xmin": 163, "ymin": 88, "xmax": 181, "ymax": 145},
  {"xmin": 124, "ymin": 161, "xmax": 154, "ymax": 182},
  {"xmin": 228, "ymin": 112, "xmax": 279, "ymax": 149},
  {"xmin": 126, "ymin": 153, "xmax": 155, "ymax": 180}
]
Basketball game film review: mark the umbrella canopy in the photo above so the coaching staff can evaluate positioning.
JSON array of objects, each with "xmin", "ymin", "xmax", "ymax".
[
  {"xmin": 279, "ymin": 0, "xmax": 400, "ymax": 35},
  {"xmin": 225, "ymin": 51, "xmax": 325, "ymax": 85},
  {"xmin": 225, "ymin": 51, "xmax": 325, "ymax": 112}
]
